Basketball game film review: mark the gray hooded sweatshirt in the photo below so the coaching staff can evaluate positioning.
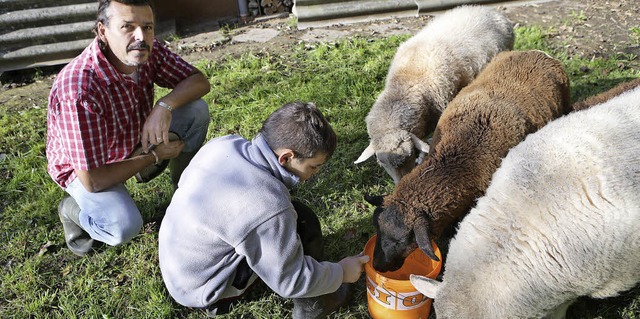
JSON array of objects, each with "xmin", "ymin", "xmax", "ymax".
[{"xmin": 158, "ymin": 133, "xmax": 343, "ymax": 308}]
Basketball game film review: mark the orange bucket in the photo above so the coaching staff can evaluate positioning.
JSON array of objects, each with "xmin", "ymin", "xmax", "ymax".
[{"xmin": 364, "ymin": 235, "xmax": 442, "ymax": 319}]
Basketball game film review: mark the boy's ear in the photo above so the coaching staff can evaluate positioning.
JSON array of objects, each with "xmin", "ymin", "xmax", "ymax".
[{"xmin": 277, "ymin": 149, "xmax": 295, "ymax": 166}]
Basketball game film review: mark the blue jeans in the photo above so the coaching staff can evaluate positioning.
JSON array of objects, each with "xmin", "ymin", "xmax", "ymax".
[{"xmin": 64, "ymin": 99, "xmax": 210, "ymax": 246}]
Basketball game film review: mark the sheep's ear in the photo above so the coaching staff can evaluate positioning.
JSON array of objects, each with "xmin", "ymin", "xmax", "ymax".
[
  {"xmin": 410, "ymin": 274, "xmax": 441, "ymax": 299},
  {"xmin": 354, "ymin": 143, "xmax": 375, "ymax": 164},
  {"xmin": 364, "ymin": 194, "xmax": 385, "ymax": 207},
  {"xmin": 410, "ymin": 133, "xmax": 430, "ymax": 153},
  {"xmin": 414, "ymin": 215, "xmax": 439, "ymax": 261}
]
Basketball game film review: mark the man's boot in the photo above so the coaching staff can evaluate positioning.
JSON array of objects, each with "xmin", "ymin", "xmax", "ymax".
[
  {"xmin": 169, "ymin": 150, "xmax": 198, "ymax": 189},
  {"xmin": 58, "ymin": 196, "xmax": 94, "ymax": 256},
  {"xmin": 292, "ymin": 283, "xmax": 354, "ymax": 319}
]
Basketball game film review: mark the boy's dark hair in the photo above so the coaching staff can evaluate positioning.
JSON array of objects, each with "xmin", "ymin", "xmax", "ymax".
[
  {"xmin": 260, "ymin": 102, "xmax": 337, "ymax": 159},
  {"xmin": 94, "ymin": 0, "xmax": 154, "ymax": 49}
]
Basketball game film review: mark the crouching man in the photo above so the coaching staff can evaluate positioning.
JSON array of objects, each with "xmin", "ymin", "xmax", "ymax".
[
  {"xmin": 46, "ymin": 0, "xmax": 210, "ymax": 257},
  {"xmin": 158, "ymin": 102, "xmax": 369, "ymax": 318}
]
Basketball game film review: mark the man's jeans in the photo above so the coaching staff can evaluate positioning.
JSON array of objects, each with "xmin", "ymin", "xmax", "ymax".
[{"xmin": 64, "ymin": 99, "xmax": 210, "ymax": 246}]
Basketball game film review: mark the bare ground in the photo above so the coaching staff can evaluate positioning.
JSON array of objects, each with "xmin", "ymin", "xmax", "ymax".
[{"xmin": 171, "ymin": 0, "xmax": 640, "ymax": 59}]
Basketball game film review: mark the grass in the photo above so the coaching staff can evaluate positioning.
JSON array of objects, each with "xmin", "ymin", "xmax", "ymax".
[
  {"xmin": 631, "ymin": 26, "xmax": 640, "ymax": 45},
  {"xmin": 1, "ymin": 24, "xmax": 639, "ymax": 319}
]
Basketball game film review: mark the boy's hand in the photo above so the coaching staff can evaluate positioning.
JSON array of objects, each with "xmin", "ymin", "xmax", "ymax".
[{"xmin": 338, "ymin": 253, "xmax": 370, "ymax": 283}]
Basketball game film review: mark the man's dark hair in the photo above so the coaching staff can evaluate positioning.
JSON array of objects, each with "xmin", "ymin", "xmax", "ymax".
[
  {"xmin": 93, "ymin": 0, "xmax": 154, "ymax": 50},
  {"xmin": 260, "ymin": 102, "xmax": 337, "ymax": 159}
]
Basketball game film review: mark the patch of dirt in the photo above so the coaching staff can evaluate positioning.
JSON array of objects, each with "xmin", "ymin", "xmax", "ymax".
[
  {"xmin": 505, "ymin": 0, "xmax": 640, "ymax": 59},
  {"xmin": 166, "ymin": 0, "xmax": 640, "ymax": 63},
  {"xmin": 1, "ymin": 0, "xmax": 639, "ymax": 110}
]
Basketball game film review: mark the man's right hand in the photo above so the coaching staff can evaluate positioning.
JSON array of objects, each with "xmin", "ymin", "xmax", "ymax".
[
  {"xmin": 152, "ymin": 139, "xmax": 185, "ymax": 162},
  {"xmin": 75, "ymin": 137, "xmax": 184, "ymax": 192}
]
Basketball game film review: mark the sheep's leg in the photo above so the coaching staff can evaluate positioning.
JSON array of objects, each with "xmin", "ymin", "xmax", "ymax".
[{"xmin": 416, "ymin": 151, "xmax": 426, "ymax": 165}]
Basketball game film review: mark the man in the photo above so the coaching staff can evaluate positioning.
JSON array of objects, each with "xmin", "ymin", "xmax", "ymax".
[{"xmin": 46, "ymin": 0, "xmax": 210, "ymax": 257}]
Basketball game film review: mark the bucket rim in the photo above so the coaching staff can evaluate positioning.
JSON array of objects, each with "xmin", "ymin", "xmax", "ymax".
[{"xmin": 363, "ymin": 235, "xmax": 442, "ymax": 286}]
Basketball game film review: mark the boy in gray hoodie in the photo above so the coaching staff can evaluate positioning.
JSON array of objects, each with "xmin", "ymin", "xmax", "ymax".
[{"xmin": 159, "ymin": 102, "xmax": 369, "ymax": 318}]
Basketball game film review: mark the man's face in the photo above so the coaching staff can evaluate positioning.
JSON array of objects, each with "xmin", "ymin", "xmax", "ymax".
[
  {"xmin": 285, "ymin": 152, "xmax": 328, "ymax": 182},
  {"xmin": 98, "ymin": 1, "xmax": 154, "ymax": 73}
]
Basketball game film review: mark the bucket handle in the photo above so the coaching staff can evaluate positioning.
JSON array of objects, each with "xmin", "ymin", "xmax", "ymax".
[{"xmin": 379, "ymin": 282, "xmax": 398, "ymax": 297}]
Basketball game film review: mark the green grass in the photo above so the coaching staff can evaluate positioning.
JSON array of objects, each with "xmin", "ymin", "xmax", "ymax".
[
  {"xmin": 1, "ymin": 25, "xmax": 639, "ymax": 319},
  {"xmin": 630, "ymin": 26, "xmax": 640, "ymax": 45}
]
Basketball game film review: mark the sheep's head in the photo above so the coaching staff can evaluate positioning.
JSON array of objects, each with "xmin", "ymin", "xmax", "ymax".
[
  {"xmin": 355, "ymin": 131, "xmax": 430, "ymax": 184},
  {"xmin": 369, "ymin": 195, "xmax": 438, "ymax": 272},
  {"xmin": 410, "ymin": 273, "xmax": 489, "ymax": 319},
  {"xmin": 372, "ymin": 204, "xmax": 416, "ymax": 272}
]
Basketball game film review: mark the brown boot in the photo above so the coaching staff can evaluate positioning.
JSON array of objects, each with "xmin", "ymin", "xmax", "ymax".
[
  {"xmin": 58, "ymin": 196, "xmax": 94, "ymax": 256},
  {"xmin": 169, "ymin": 150, "xmax": 198, "ymax": 189},
  {"xmin": 292, "ymin": 283, "xmax": 354, "ymax": 319}
]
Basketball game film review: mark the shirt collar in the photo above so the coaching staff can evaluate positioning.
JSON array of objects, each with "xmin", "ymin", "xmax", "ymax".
[
  {"xmin": 87, "ymin": 38, "xmax": 122, "ymax": 87},
  {"xmin": 88, "ymin": 38, "xmax": 154, "ymax": 87},
  {"xmin": 252, "ymin": 133, "xmax": 300, "ymax": 189}
]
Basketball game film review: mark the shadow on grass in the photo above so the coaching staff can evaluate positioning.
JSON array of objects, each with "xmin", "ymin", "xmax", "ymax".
[
  {"xmin": 571, "ymin": 76, "xmax": 639, "ymax": 104},
  {"xmin": 568, "ymin": 285, "xmax": 640, "ymax": 319}
]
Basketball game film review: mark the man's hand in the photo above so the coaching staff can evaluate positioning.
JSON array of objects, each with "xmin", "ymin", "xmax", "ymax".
[
  {"xmin": 76, "ymin": 133, "xmax": 184, "ymax": 192},
  {"xmin": 152, "ymin": 139, "xmax": 185, "ymax": 161},
  {"xmin": 142, "ymin": 104, "xmax": 172, "ymax": 152}
]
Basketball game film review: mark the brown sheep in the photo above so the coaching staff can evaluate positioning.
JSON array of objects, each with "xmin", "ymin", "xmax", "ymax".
[
  {"xmin": 369, "ymin": 50, "xmax": 572, "ymax": 271},
  {"xmin": 572, "ymin": 78, "xmax": 640, "ymax": 111}
]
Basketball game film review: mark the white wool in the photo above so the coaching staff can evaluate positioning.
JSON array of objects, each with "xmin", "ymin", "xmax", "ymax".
[
  {"xmin": 417, "ymin": 85, "xmax": 640, "ymax": 319},
  {"xmin": 358, "ymin": 5, "xmax": 514, "ymax": 184}
]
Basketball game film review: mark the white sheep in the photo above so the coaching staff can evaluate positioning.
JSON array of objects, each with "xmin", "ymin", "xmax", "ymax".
[
  {"xmin": 411, "ymin": 81, "xmax": 640, "ymax": 319},
  {"xmin": 355, "ymin": 5, "xmax": 514, "ymax": 184}
]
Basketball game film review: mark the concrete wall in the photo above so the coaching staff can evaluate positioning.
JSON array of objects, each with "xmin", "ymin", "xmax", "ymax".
[
  {"xmin": 155, "ymin": 0, "xmax": 240, "ymax": 31},
  {"xmin": 1, "ymin": 0, "xmax": 516, "ymax": 72},
  {"xmin": 293, "ymin": 0, "xmax": 514, "ymax": 29},
  {"xmin": 0, "ymin": 0, "xmax": 242, "ymax": 73}
]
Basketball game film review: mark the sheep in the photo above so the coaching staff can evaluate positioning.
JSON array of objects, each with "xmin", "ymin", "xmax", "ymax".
[
  {"xmin": 368, "ymin": 50, "xmax": 572, "ymax": 272},
  {"xmin": 355, "ymin": 5, "xmax": 514, "ymax": 184},
  {"xmin": 572, "ymin": 77, "xmax": 640, "ymax": 111},
  {"xmin": 410, "ymin": 80, "xmax": 640, "ymax": 319}
]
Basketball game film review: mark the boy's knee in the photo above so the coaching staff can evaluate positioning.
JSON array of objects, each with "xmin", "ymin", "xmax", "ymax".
[{"xmin": 293, "ymin": 201, "xmax": 324, "ymax": 260}]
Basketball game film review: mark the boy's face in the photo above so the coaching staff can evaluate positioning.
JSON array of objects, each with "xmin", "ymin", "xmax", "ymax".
[{"xmin": 280, "ymin": 151, "xmax": 328, "ymax": 182}]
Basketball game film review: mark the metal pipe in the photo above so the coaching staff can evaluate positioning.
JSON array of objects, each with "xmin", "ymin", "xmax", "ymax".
[{"xmin": 237, "ymin": 0, "xmax": 249, "ymax": 17}]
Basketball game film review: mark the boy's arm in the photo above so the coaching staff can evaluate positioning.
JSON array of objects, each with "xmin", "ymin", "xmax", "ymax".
[{"xmin": 236, "ymin": 211, "xmax": 343, "ymax": 298}]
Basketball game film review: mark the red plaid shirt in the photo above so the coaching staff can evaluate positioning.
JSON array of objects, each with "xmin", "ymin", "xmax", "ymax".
[{"xmin": 46, "ymin": 38, "xmax": 196, "ymax": 188}]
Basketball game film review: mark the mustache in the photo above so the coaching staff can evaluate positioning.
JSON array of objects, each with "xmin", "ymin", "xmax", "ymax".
[{"xmin": 127, "ymin": 41, "xmax": 150, "ymax": 52}]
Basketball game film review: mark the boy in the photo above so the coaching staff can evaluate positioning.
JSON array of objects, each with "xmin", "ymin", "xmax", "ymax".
[{"xmin": 159, "ymin": 102, "xmax": 369, "ymax": 318}]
